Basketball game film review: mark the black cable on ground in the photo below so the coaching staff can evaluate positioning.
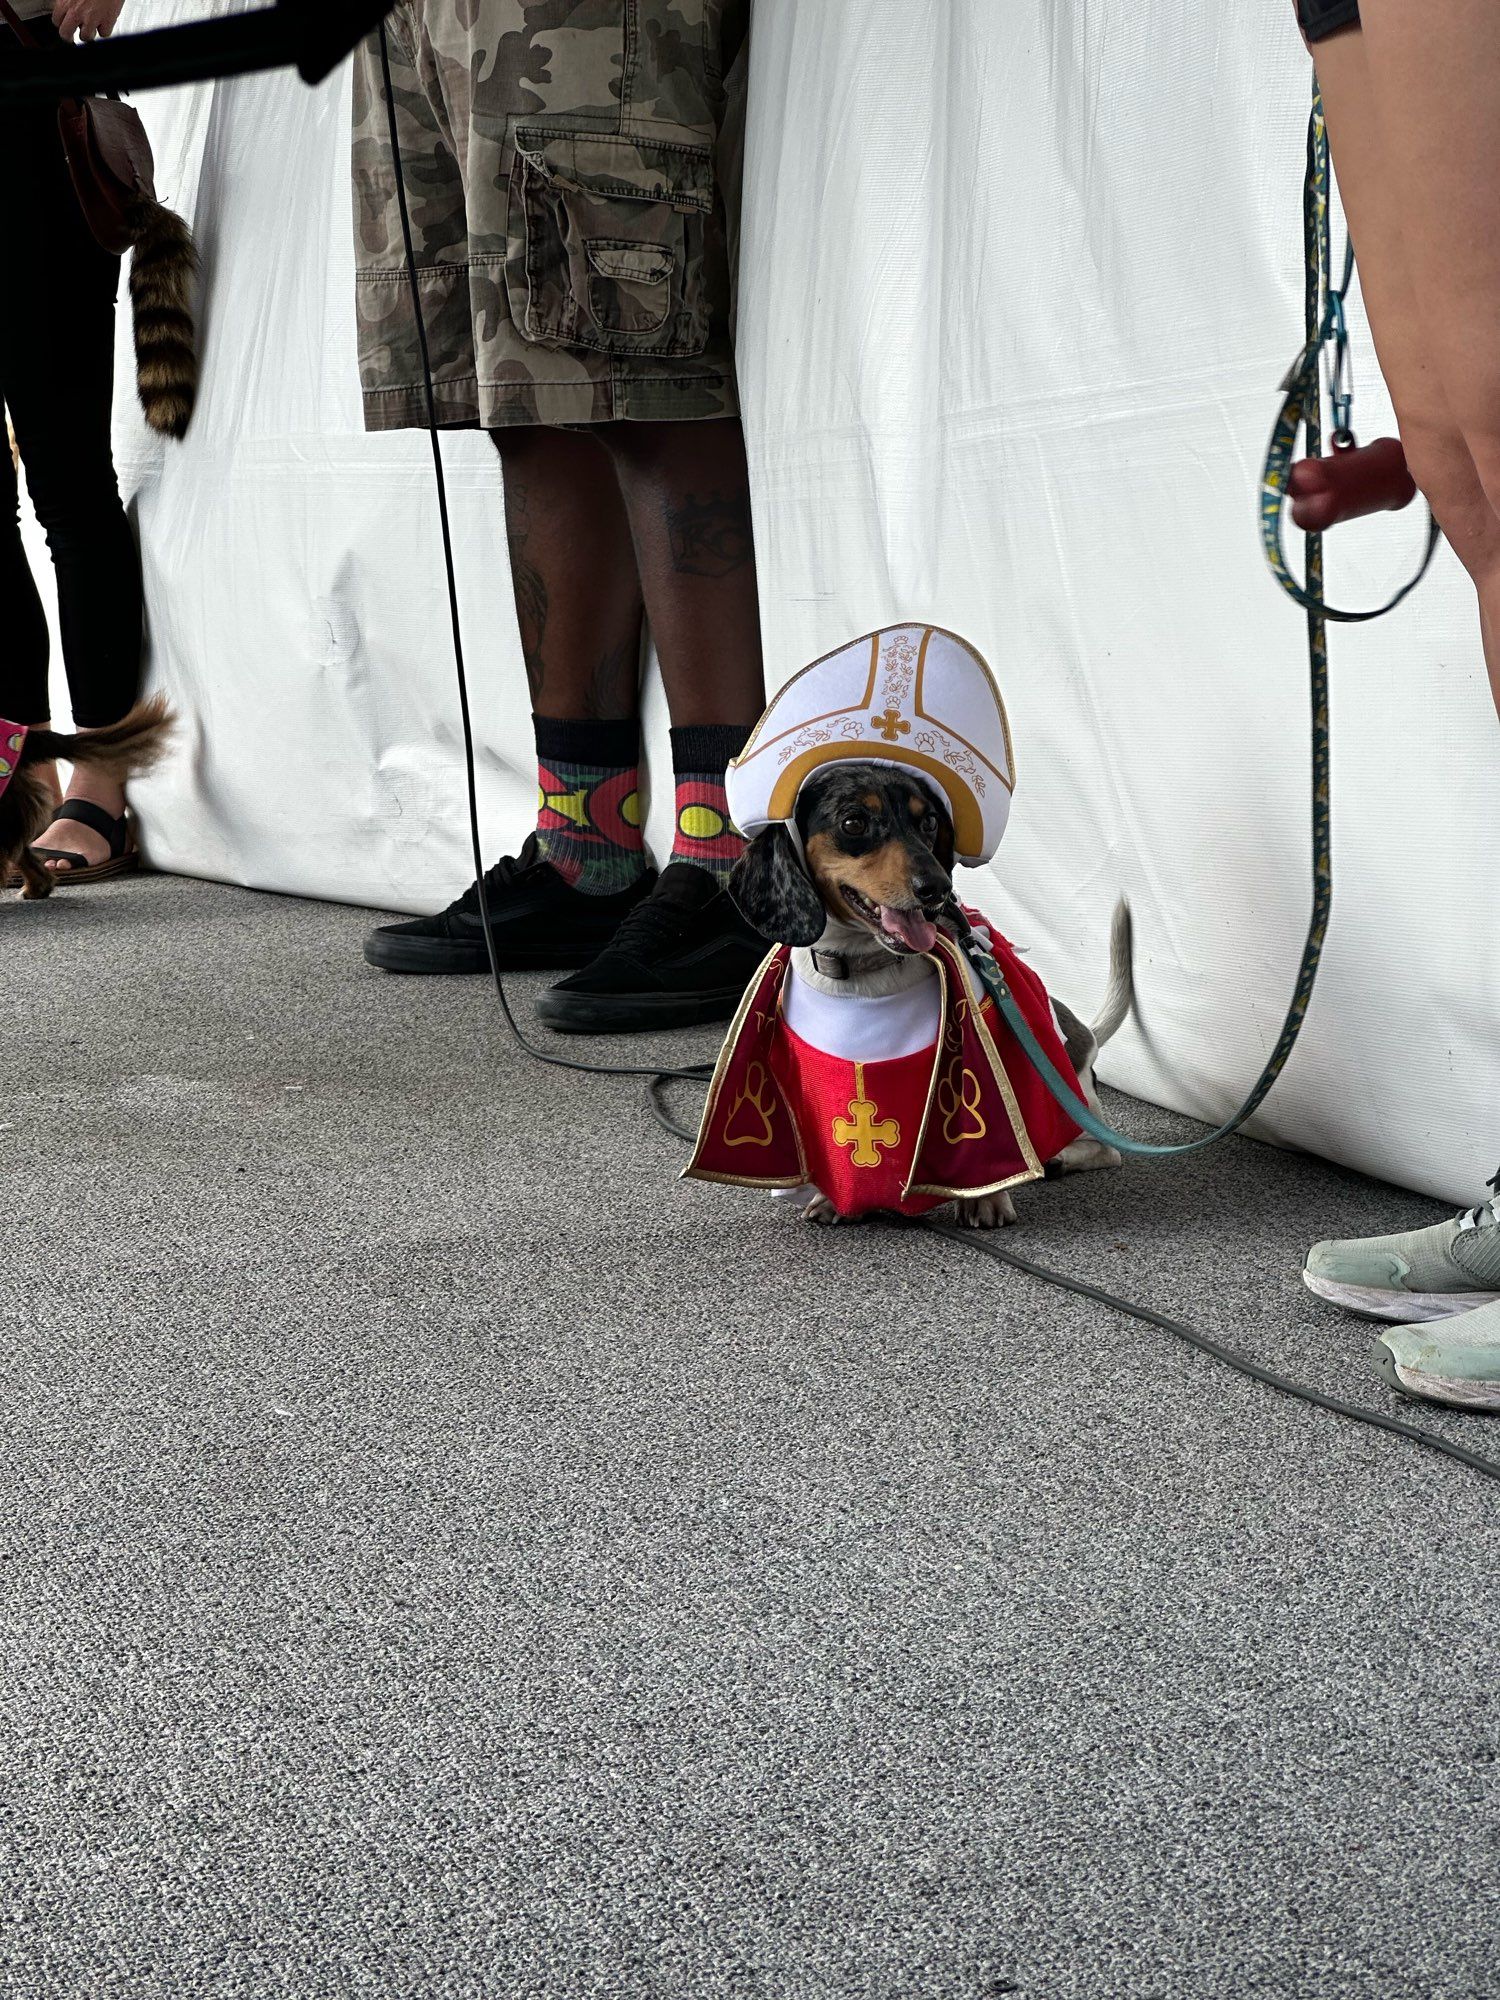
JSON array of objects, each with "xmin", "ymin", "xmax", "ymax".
[
  {"xmin": 645, "ymin": 1076, "xmax": 1500, "ymax": 1482},
  {"xmin": 923, "ymin": 1223, "xmax": 1500, "ymax": 1485}
]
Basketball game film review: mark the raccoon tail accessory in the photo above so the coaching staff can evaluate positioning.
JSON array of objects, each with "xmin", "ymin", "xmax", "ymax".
[{"xmin": 129, "ymin": 200, "xmax": 199, "ymax": 441}]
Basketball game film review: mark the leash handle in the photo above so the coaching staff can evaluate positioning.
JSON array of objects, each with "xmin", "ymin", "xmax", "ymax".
[
  {"xmin": 1260, "ymin": 89, "xmax": 1440, "ymax": 622},
  {"xmin": 0, "ymin": 0, "xmax": 38, "ymax": 45}
]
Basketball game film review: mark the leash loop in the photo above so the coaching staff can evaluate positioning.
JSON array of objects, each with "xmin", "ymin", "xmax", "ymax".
[{"xmin": 1260, "ymin": 90, "xmax": 1439, "ymax": 623}]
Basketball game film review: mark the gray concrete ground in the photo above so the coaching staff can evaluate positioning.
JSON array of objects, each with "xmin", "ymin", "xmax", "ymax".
[{"xmin": 2, "ymin": 874, "xmax": 1496, "ymax": 2000}]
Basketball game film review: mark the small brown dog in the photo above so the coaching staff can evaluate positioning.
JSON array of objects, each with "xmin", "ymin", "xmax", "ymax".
[{"xmin": 1, "ymin": 695, "xmax": 174, "ymax": 900}]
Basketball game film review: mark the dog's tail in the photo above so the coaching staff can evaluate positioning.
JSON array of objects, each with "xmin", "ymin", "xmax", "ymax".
[
  {"xmin": 130, "ymin": 200, "xmax": 199, "ymax": 441},
  {"xmin": 23, "ymin": 694, "xmax": 176, "ymax": 779},
  {"xmin": 1091, "ymin": 897, "xmax": 1134, "ymax": 1048}
]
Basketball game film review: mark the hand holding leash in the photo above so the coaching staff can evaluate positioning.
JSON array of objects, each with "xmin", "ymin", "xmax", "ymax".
[{"xmin": 52, "ymin": 0, "xmax": 125, "ymax": 41}]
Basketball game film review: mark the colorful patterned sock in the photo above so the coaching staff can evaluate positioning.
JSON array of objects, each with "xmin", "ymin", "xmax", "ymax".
[
  {"xmin": 667, "ymin": 723, "xmax": 752, "ymax": 884},
  {"xmin": 534, "ymin": 715, "xmax": 647, "ymax": 895}
]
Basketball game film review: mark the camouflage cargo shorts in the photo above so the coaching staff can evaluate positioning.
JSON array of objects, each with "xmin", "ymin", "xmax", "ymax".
[{"xmin": 352, "ymin": 0, "xmax": 748, "ymax": 430}]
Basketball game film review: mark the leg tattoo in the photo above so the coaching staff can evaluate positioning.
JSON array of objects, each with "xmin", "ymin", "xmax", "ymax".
[
  {"xmin": 584, "ymin": 632, "xmax": 641, "ymax": 721},
  {"xmin": 664, "ymin": 487, "xmax": 756, "ymax": 579}
]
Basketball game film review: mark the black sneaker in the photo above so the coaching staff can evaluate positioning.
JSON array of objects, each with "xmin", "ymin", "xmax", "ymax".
[
  {"xmin": 362, "ymin": 835, "xmax": 656, "ymax": 974},
  {"xmin": 535, "ymin": 862, "xmax": 769, "ymax": 1033}
]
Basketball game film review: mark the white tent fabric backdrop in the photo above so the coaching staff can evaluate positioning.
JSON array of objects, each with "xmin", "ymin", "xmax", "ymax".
[{"xmin": 17, "ymin": 0, "xmax": 1499, "ymax": 1205}]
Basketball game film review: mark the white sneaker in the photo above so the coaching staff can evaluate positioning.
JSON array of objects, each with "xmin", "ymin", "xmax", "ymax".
[
  {"xmin": 1369, "ymin": 1297, "xmax": 1500, "ymax": 1413},
  {"xmin": 1304, "ymin": 1172, "xmax": 1500, "ymax": 1322}
]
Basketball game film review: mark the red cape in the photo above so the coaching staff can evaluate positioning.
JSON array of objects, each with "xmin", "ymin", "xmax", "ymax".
[{"xmin": 684, "ymin": 922, "xmax": 1083, "ymax": 1216}]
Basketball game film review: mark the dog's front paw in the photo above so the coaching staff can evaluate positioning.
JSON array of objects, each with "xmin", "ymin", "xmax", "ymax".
[
  {"xmin": 801, "ymin": 1192, "xmax": 843, "ymax": 1226},
  {"xmin": 15, "ymin": 850, "xmax": 54, "ymax": 900},
  {"xmin": 1051, "ymin": 1134, "xmax": 1123, "ymax": 1175},
  {"xmin": 954, "ymin": 1191, "xmax": 1017, "ymax": 1230}
]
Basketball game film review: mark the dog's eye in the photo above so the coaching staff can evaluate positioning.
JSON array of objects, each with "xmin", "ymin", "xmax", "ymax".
[
  {"xmin": 920, "ymin": 811, "xmax": 939, "ymax": 839},
  {"xmin": 840, "ymin": 812, "xmax": 869, "ymax": 837}
]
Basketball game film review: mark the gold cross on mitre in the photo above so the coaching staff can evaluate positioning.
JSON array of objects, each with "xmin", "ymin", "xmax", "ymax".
[{"xmin": 832, "ymin": 1065, "xmax": 901, "ymax": 1167}]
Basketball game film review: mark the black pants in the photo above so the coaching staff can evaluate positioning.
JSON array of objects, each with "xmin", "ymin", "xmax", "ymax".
[{"xmin": 1, "ymin": 21, "xmax": 143, "ymax": 729}]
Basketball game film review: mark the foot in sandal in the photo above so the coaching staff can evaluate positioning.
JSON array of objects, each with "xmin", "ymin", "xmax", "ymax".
[{"xmin": 31, "ymin": 768, "xmax": 137, "ymax": 882}]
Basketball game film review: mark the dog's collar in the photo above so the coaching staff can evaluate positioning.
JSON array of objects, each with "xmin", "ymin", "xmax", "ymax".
[
  {"xmin": 0, "ymin": 720, "xmax": 27, "ymax": 805},
  {"xmin": 808, "ymin": 943, "xmax": 902, "ymax": 981}
]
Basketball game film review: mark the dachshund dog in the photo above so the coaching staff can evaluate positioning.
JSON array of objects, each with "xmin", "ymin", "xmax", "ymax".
[
  {"xmin": 1, "ymin": 696, "xmax": 173, "ymax": 900},
  {"xmin": 729, "ymin": 762, "xmax": 1130, "ymax": 1226}
]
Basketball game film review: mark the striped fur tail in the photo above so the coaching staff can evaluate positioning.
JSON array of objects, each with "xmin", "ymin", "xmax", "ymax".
[{"xmin": 129, "ymin": 200, "xmax": 199, "ymax": 440}]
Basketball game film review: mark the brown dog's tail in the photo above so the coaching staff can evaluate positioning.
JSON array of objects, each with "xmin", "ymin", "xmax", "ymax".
[
  {"xmin": 22, "ymin": 693, "xmax": 176, "ymax": 780},
  {"xmin": 130, "ymin": 200, "xmax": 199, "ymax": 441}
]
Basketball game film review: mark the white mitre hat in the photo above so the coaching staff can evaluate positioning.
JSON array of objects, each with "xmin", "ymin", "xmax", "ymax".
[{"xmin": 726, "ymin": 623, "xmax": 1015, "ymax": 865}]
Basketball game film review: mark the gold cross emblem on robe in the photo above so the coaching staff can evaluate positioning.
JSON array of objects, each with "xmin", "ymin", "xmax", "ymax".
[{"xmin": 832, "ymin": 1065, "xmax": 901, "ymax": 1166}]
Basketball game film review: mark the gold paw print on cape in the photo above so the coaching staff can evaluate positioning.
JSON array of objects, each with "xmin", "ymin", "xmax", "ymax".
[
  {"xmin": 723, "ymin": 1062, "xmax": 777, "ymax": 1148},
  {"xmin": 939, "ymin": 1066, "xmax": 987, "ymax": 1144},
  {"xmin": 832, "ymin": 1064, "xmax": 900, "ymax": 1167}
]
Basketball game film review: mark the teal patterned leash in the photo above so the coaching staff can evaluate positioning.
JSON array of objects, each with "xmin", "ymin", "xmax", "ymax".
[{"xmin": 953, "ymin": 85, "xmax": 1391, "ymax": 1160}]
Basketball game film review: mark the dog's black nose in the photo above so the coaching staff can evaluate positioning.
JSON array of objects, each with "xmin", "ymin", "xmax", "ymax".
[{"xmin": 911, "ymin": 863, "xmax": 951, "ymax": 912}]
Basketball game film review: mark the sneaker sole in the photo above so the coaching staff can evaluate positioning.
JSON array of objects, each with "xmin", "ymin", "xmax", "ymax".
[
  {"xmin": 1369, "ymin": 1336, "xmax": 1500, "ymax": 1412},
  {"xmin": 535, "ymin": 986, "xmax": 746, "ymax": 1034},
  {"xmin": 1302, "ymin": 1270, "xmax": 1500, "ymax": 1324},
  {"xmin": 363, "ymin": 936, "xmax": 604, "ymax": 976}
]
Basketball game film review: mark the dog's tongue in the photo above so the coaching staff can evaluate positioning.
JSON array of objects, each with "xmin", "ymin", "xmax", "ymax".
[{"xmin": 880, "ymin": 905, "xmax": 938, "ymax": 954}]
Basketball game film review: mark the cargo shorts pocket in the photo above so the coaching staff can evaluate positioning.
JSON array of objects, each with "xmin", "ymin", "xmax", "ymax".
[{"xmin": 506, "ymin": 126, "xmax": 716, "ymax": 359}]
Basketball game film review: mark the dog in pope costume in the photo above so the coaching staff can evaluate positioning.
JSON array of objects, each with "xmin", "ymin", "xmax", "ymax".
[{"xmin": 683, "ymin": 623, "xmax": 1112, "ymax": 1223}]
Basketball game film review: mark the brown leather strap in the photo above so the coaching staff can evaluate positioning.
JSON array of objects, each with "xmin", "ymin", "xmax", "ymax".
[{"xmin": 0, "ymin": 1, "xmax": 40, "ymax": 48}]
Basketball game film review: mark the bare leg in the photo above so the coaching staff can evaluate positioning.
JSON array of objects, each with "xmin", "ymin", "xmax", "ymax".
[
  {"xmin": 492, "ymin": 425, "xmax": 646, "ymax": 722},
  {"xmin": 595, "ymin": 416, "xmax": 765, "ymax": 729},
  {"xmin": 1303, "ymin": 11, "xmax": 1500, "ymax": 1409},
  {"xmin": 1314, "ymin": 12, "xmax": 1500, "ymax": 717}
]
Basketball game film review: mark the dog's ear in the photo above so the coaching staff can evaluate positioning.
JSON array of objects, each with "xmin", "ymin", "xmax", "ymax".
[
  {"xmin": 730, "ymin": 826, "xmax": 825, "ymax": 946},
  {"xmin": 916, "ymin": 782, "xmax": 956, "ymax": 873}
]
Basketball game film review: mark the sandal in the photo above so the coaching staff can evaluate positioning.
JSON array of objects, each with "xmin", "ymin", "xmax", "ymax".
[{"xmin": 26, "ymin": 799, "xmax": 139, "ymax": 885}]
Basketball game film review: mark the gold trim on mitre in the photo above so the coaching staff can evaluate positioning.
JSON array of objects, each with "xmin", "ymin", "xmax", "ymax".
[{"xmin": 728, "ymin": 624, "xmax": 1017, "ymax": 864}]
